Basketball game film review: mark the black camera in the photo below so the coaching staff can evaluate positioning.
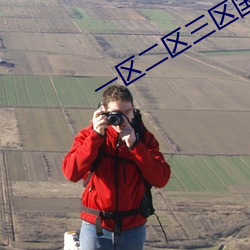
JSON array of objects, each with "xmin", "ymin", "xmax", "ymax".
[{"xmin": 102, "ymin": 111, "xmax": 124, "ymax": 126}]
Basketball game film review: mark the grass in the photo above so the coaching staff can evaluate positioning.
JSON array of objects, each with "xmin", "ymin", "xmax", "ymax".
[
  {"xmin": 152, "ymin": 20, "xmax": 177, "ymax": 31},
  {"xmin": 0, "ymin": 75, "xmax": 111, "ymax": 108},
  {"xmin": 166, "ymin": 155, "xmax": 250, "ymax": 193},
  {"xmin": 167, "ymin": 156, "xmax": 206, "ymax": 192},
  {"xmin": 200, "ymin": 49, "xmax": 250, "ymax": 56},
  {"xmin": 38, "ymin": 76, "xmax": 61, "ymax": 107},
  {"xmin": 3, "ymin": 75, "xmax": 18, "ymax": 106},
  {"xmin": 0, "ymin": 76, "xmax": 8, "ymax": 105},
  {"xmin": 137, "ymin": 9, "xmax": 173, "ymax": 21},
  {"xmin": 69, "ymin": 6, "xmax": 119, "ymax": 32},
  {"xmin": 0, "ymin": 10, "xmax": 5, "ymax": 17},
  {"xmin": 75, "ymin": 19, "xmax": 119, "ymax": 32},
  {"xmin": 13, "ymin": 76, "xmax": 31, "ymax": 106},
  {"xmin": 71, "ymin": 7, "xmax": 90, "ymax": 19},
  {"xmin": 201, "ymin": 156, "xmax": 241, "ymax": 186},
  {"xmin": 221, "ymin": 156, "xmax": 250, "ymax": 185},
  {"xmin": 138, "ymin": 8, "xmax": 177, "ymax": 31},
  {"xmin": 51, "ymin": 76, "xmax": 76, "ymax": 107},
  {"xmin": 25, "ymin": 76, "xmax": 48, "ymax": 107}
]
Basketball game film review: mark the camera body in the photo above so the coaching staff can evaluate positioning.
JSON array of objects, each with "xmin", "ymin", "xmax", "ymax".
[{"xmin": 102, "ymin": 111, "xmax": 124, "ymax": 126}]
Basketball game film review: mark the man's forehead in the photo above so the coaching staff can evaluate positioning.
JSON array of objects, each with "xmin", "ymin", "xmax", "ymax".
[{"xmin": 107, "ymin": 101, "xmax": 133, "ymax": 111}]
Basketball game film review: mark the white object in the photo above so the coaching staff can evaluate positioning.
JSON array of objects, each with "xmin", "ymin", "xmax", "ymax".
[{"xmin": 64, "ymin": 231, "xmax": 80, "ymax": 250}]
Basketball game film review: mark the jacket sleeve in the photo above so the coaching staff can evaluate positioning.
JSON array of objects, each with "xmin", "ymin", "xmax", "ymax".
[
  {"xmin": 130, "ymin": 128, "xmax": 171, "ymax": 188},
  {"xmin": 62, "ymin": 126, "xmax": 105, "ymax": 182}
]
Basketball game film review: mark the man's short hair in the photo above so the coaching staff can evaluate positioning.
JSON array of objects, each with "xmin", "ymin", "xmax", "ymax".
[{"xmin": 102, "ymin": 85, "xmax": 133, "ymax": 108}]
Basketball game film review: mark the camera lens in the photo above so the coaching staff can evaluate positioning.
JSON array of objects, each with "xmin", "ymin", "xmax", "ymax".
[
  {"xmin": 106, "ymin": 112, "xmax": 124, "ymax": 125},
  {"xmin": 108, "ymin": 114, "xmax": 121, "ymax": 125}
]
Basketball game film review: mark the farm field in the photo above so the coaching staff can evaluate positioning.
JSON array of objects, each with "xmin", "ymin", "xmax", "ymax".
[
  {"xmin": 166, "ymin": 155, "xmax": 250, "ymax": 192},
  {"xmin": 165, "ymin": 5, "xmax": 250, "ymax": 36},
  {"xmin": 2, "ymin": 151, "xmax": 250, "ymax": 249},
  {"xmin": 0, "ymin": 75, "xmax": 110, "ymax": 107},
  {"xmin": 137, "ymin": 8, "xmax": 177, "ymax": 32},
  {"xmin": 0, "ymin": 108, "xmax": 21, "ymax": 149},
  {"xmin": 202, "ymin": 50, "xmax": 250, "ymax": 74},
  {"xmin": 1, "ymin": 32, "xmax": 112, "ymax": 76},
  {"xmin": 143, "ymin": 109, "xmax": 250, "ymax": 155},
  {"xmin": 94, "ymin": 34, "xmax": 161, "ymax": 57},
  {"xmin": 68, "ymin": 7, "xmax": 161, "ymax": 34},
  {"xmin": 0, "ymin": 0, "xmax": 250, "ymax": 250}
]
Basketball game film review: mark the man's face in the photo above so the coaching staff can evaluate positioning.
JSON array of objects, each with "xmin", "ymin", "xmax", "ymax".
[{"xmin": 106, "ymin": 101, "xmax": 134, "ymax": 133}]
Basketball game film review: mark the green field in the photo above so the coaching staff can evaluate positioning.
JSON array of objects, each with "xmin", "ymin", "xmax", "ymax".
[
  {"xmin": 75, "ymin": 19, "xmax": 119, "ymax": 32},
  {"xmin": 200, "ymin": 49, "xmax": 250, "ymax": 56},
  {"xmin": 0, "ymin": 75, "xmax": 111, "ymax": 108},
  {"xmin": 71, "ymin": 7, "xmax": 91, "ymax": 19},
  {"xmin": 138, "ymin": 8, "xmax": 177, "ymax": 31},
  {"xmin": 165, "ymin": 155, "xmax": 250, "ymax": 192},
  {"xmin": 137, "ymin": 9, "xmax": 173, "ymax": 21},
  {"xmin": 1, "ymin": 74, "xmax": 250, "ymax": 194},
  {"xmin": 70, "ymin": 7, "xmax": 119, "ymax": 32}
]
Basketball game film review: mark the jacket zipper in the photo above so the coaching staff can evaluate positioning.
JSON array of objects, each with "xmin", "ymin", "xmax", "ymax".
[
  {"xmin": 114, "ymin": 137, "xmax": 121, "ymax": 235},
  {"xmin": 114, "ymin": 145, "xmax": 119, "ymax": 211},
  {"xmin": 122, "ymin": 159, "xmax": 127, "ymax": 183}
]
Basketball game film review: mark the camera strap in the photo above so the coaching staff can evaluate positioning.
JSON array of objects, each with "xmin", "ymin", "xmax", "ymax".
[{"xmin": 83, "ymin": 138, "xmax": 106, "ymax": 187}]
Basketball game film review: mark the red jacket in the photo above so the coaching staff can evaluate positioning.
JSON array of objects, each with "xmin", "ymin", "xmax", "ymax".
[{"xmin": 62, "ymin": 124, "xmax": 171, "ymax": 231}]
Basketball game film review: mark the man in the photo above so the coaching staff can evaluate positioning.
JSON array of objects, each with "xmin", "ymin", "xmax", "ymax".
[{"xmin": 62, "ymin": 85, "xmax": 171, "ymax": 250}]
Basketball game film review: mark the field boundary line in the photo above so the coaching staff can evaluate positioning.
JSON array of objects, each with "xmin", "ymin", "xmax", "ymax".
[
  {"xmin": 184, "ymin": 53, "xmax": 250, "ymax": 83},
  {"xmin": 147, "ymin": 108, "xmax": 250, "ymax": 113},
  {"xmin": 143, "ymin": 111, "xmax": 180, "ymax": 153},
  {"xmin": 169, "ymin": 164, "xmax": 187, "ymax": 192},
  {"xmin": 184, "ymin": 158, "xmax": 208, "ymax": 192},
  {"xmin": 22, "ymin": 76, "xmax": 32, "ymax": 106},
  {"xmin": 70, "ymin": 19, "xmax": 83, "ymax": 33},
  {"xmin": 239, "ymin": 156, "xmax": 250, "ymax": 171},
  {"xmin": 76, "ymin": 78, "xmax": 91, "ymax": 107},
  {"xmin": 0, "ymin": 152, "xmax": 15, "ymax": 245},
  {"xmin": 0, "ymin": 76, "xmax": 8, "ymax": 106},
  {"xmin": 49, "ymin": 76, "xmax": 76, "ymax": 135},
  {"xmin": 37, "ymin": 76, "xmax": 49, "ymax": 107},
  {"xmin": 49, "ymin": 76, "xmax": 62, "ymax": 107},
  {"xmin": 200, "ymin": 156, "xmax": 228, "ymax": 191},
  {"xmin": 63, "ymin": 77, "xmax": 78, "ymax": 107},
  {"xmin": 220, "ymin": 157, "xmax": 245, "ymax": 185},
  {"xmin": 159, "ymin": 190, "xmax": 190, "ymax": 239}
]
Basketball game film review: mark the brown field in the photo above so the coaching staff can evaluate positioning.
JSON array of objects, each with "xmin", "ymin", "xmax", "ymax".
[
  {"xmin": 0, "ymin": 108, "xmax": 21, "ymax": 149},
  {"xmin": 206, "ymin": 53, "xmax": 250, "ymax": 73},
  {"xmin": 16, "ymin": 108, "xmax": 73, "ymax": 151},
  {"xmin": 1, "ymin": 0, "xmax": 250, "ymax": 250},
  {"xmin": 131, "ymin": 70, "xmax": 250, "ymax": 111},
  {"xmin": 0, "ymin": 16, "xmax": 78, "ymax": 33},
  {"xmin": 194, "ymin": 37, "xmax": 250, "ymax": 52},
  {"xmin": 94, "ymin": 34, "xmax": 160, "ymax": 56},
  {"xmin": 165, "ymin": 6, "xmax": 250, "ymax": 36},
  {"xmin": 7, "ymin": 32, "xmax": 101, "ymax": 56},
  {"xmin": 2, "ymin": 31, "xmax": 112, "ymax": 75},
  {"xmin": 147, "ymin": 110, "xmax": 250, "ymax": 155}
]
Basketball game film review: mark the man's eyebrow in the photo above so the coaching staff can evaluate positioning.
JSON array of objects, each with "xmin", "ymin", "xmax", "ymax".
[{"xmin": 125, "ymin": 108, "xmax": 133, "ymax": 112}]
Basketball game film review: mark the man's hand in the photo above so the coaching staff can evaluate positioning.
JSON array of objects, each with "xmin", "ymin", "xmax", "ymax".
[
  {"xmin": 92, "ymin": 109, "xmax": 108, "ymax": 136},
  {"xmin": 119, "ymin": 115, "xmax": 137, "ymax": 149}
]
